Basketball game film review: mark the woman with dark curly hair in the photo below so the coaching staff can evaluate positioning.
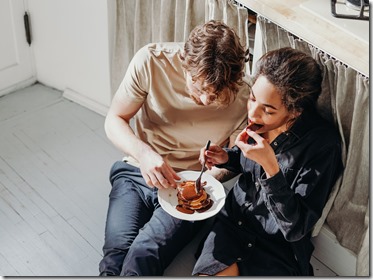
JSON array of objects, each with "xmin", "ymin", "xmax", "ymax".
[
  {"xmin": 193, "ymin": 47, "xmax": 343, "ymax": 276},
  {"xmin": 99, "ymin": 20, "xmax": 250, "ymax": 276}
]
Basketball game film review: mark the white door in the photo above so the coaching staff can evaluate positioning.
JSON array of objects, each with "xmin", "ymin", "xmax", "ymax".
[{"xmin": 0, "ymin": 0, "xmax": 35, "ymax": 96}]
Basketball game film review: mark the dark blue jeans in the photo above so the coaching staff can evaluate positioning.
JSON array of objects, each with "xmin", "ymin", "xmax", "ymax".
[{"xmin": 99, "ymin": 161, "xmax": 203, "ymax": 276}]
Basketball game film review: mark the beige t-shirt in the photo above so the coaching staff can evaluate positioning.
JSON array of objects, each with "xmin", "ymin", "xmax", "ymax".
[{"xmin": 117, "ymin": 42, "xmax": 249, "ymax": 171}]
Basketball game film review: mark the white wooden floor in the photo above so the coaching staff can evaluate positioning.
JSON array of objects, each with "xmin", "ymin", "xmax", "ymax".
[
  {"xmin": 0, "ymin": 83, "xmax": 119, "ymax": 276},
  {"xmin": 0, "ymin": 83, "xmax": 337, "ymax": 276}
]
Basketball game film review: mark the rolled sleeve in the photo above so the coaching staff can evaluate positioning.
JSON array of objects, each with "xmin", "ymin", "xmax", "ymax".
[
  {"xmin": 259, "ymin": 171, "xmax": 288, "ymax": 194},
  {"xmin": 215, "ymin": 146, "xmax": 242, "ymax": 173}
]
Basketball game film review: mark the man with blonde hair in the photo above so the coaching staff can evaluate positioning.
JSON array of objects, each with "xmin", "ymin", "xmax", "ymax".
[{"xmin": 99, "ymin": 20, "xmax": 250, "ymax": 276}]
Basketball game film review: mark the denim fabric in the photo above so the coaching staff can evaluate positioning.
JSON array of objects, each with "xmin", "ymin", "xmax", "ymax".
[{"xmin": 99, "ymin": 161, "xmax": 203, "ymax": 276}]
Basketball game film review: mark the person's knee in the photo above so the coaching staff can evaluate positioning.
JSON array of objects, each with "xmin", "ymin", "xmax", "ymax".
[
  {"xmin": 214, "ymin": 263, "xmax": 239, "ymax": 276},
  {"xmin": 121, "ymin": 244, "xmax": 163, "ymax": 276}
]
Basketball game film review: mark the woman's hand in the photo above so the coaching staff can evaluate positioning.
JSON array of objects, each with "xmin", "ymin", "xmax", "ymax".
[
  {"xmin": 199, "ymin": 143, "xmax": 228, "ymax": 170},
  {"xmin": 235, "ymin": 129, "xmax": 280, "ymax": 178},
  {"xmin": 138, "ymin": 150, "xmax": 180, "ymax": 189}
]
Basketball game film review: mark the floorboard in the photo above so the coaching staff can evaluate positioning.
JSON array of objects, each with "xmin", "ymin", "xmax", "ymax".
[
  {"xmin": 0, "ymin": 83, "xmax": 337, "ymax": 276},
  {"xmin": 0, "ymin": 83, "xmax": 118, "ymax": 276}
]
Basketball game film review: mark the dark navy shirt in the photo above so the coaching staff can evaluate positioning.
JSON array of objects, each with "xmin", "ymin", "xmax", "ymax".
[{"xmin": 215, "ymin": 110, "xmax": 343, "ymax": 275}]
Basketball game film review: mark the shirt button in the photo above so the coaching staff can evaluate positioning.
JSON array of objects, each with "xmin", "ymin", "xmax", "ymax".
[
  {"xmin": 238, "ymin": 221, "xmax": 242, "ymax": 226},
  {"xmin": 255, "ymin": 182, "xmax": 259, "ymax": 187},
  {"xmin": 237, "ymin": 257, "xmax": 242, "ymax": 261},
  {"xmin": 248, "ymin": 243, "xmax": 253, "ymax": 248},
  {"xmin": 244, "ymin": 202, "xmax": 250, "ymax": 207}
]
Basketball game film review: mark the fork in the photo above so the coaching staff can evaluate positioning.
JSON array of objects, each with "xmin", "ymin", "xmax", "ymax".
[{"xmin": 195, "ymin": 140, "xmax": 211, "ymax": 194}]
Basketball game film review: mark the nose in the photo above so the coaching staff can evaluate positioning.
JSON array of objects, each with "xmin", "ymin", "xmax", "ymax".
[{"xmin": 248, "ymin": 101, "xmax": 260, "ymax": 121}]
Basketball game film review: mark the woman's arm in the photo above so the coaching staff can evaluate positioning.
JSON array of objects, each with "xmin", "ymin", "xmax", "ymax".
[{"xmin": 259, "ymin": 144, "xmax": 342, "ymax": 242}]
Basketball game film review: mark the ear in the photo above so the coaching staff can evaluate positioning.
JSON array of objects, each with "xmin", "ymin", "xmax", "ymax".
[
  {"xmin": 286, "ymin": 110, "xmax": 302, "ymax": 129},
  {"xmin": 292, "ymin": 109, "xmax": 302, "ymax": 119}
]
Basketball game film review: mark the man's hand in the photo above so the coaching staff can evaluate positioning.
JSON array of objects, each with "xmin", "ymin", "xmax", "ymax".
[{"xmin": 138, "ymin": 150, "xmax": 181, "ymax": 189}]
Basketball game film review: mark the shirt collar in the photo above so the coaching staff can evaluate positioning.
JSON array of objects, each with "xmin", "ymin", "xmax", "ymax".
[
  {"xmin": 288, "ymin": 110, "xmax": 320, "ymax": 139},
  {"xmin": 270, "ymin": 110, "xmax": 320, "ymax": 150}
]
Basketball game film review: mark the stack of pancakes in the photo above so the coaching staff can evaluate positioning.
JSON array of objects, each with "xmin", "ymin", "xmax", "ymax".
[{"xmin": 176, "ymin": 180, "xmax": 213, "ymax": 214}]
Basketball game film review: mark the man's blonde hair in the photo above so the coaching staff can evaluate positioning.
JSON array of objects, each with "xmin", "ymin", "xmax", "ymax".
[{"xmin": 181, "ymin": 20, "xmax": 249, "ymax": 106}]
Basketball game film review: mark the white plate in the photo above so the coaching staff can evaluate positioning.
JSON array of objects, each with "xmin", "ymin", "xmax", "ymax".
[{"xmin": 158, "ymin": 171, "xmax": 226, "ymax": 221}]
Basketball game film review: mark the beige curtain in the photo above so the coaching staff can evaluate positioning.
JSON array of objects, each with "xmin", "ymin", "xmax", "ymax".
[
  {"xmin": 111, "ymin": 0, "xmax": 250, "ymax": 95},
  {"xmin": 257, "ymin": 16, "xmax": 369, "ymax": 276},
  {"xmin": 111, "ymin": 0, "xmax": 205, "ymax": 95}
]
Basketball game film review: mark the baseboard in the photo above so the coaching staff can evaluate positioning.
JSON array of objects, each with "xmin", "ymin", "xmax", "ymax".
[
  {"xmin": 312, "ymin": 224, "xmax": 357, "ymax": 276},
  {"xmin": 0, "ymin": 77, "xmax": 37, "ymax": 97},
  {"xmin": 62, "ymin": 88, "xmax": 109, "ymax": 116}
]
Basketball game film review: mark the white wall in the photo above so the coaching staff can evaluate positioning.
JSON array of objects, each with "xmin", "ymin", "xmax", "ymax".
[{"xmin": 27, "ymin": 0, "xmax": 112, "ymax": 115}]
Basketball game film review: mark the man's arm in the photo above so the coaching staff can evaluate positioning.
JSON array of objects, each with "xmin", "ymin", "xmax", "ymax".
[
  {"xmin": 104, "ymin": 91, "xmax": 152, "ymax": 160},
  {"xmin": 105, "ymin": 92, "xmax": 180, "ymax": 189}
]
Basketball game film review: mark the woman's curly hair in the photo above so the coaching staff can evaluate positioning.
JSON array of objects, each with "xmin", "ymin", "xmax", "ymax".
[
  {"xmin": 253, "ymin": 47, "xmax": 322, "ymax": 114},
  {"xmin": 181, "ymin": 20, "xmax": 249, "ymax": 105}
]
